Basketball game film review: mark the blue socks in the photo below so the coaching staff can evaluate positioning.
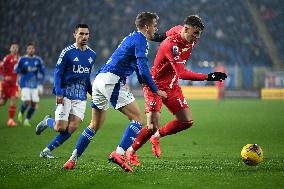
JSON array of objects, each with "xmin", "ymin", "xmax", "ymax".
[
  {"xmin": 46, "ymin": 118, "xmax": 55, "ymax": 129},
  {"xmin": 26, "ymin": 106, "xmax": 35, "ymax": 120},
  {"xmin": 20, "ymin": 103, "xmax": 28, "ymax": 114},
  {"xmin": 118, "ymin": 120, "xmax": 142, "ymax": 151},
  {"xmin": 47, "ymin": 130, "xmax": 71, "ymax": 151},
  {"xmin": 75, "ymin": 127, "xmax": 95, "ymax": 157}
]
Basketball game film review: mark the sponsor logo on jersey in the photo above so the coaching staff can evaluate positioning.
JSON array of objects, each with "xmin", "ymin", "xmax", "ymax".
[
  {"xmin": 182, "ymin": 48, "xmax": 190, "ymax": 52},
  {"xmin": 172, "ymin": 46, "xmax": 179, "ymax": 56},
  {"xmin": 73, "ymin": 57, "xmax": 79, "ymax": 62},
  {"xmin": 73, "ymin": 65, "xmax": 90, "ymax": 74}
]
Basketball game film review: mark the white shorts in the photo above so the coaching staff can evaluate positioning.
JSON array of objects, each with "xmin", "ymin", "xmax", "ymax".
[
  {"xmin": 55, "ymin": 97, "xmax": 87, "ymax": 121},
  {"xmin": 92, "ymin": 72, "xmax": 135, "ymax": 110},
  {"xmin": 21, "ymin": 88, "xmax": 39, "ymax": 102},
  {"xmin": 37, "ymin": 85, "xmax": 44, "ymax": 96}
]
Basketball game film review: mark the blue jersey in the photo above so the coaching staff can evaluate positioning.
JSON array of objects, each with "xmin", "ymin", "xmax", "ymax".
[
  {"xmin": 54, "ymin": 43, "xmax": 96, "ymax": 101},
  {"xmin": 98, "ymin": 31, "xmax": 158, "ymax": 92},
  {"xmin": 15, "ymin": 55, "xmax": 45, "ymax": 88}
]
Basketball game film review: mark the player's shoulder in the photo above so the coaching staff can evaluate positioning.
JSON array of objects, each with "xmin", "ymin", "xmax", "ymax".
[
  {"xmin": 132, "ymin": 31, "xmax": 147, "ymax": 44},
  {"xmin": 18, "ymin": 55, "xmax": 27, "ymax": 62},
  {"xmin": 166, "ymin": 25, "xmax": 183, "ymax": 37},
  {"xmin": 34, "ymin": 55, "xmax": 43, "ymax": 61},
  {"xmin": 59, "ymin": 44, "xmax": 76, "ymax": 57},
  {"xmin": 3, "ymin": 54, "xmax": 12, "ymax": 61},
  {"xmin": 161, "ymin": 34, "xmax": 180, "ymax": 49},
  {"xmin": 86, "ymin": 46, "xmax": 96, "ymax": 56}
]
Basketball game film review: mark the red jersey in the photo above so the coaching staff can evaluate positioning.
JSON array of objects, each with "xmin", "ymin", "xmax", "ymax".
[
  {"xmin": 151, "ymin": 25, "xmax": 207, "ymax": 90},
  {"xmin": 0, "ymin": 54, "xmax": 19, "ymax": 85}
]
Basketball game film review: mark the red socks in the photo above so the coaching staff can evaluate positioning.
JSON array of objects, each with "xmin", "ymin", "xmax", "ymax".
[
  {"xmin": 132, "ymin": 127, "xmax": 153, "ymax": 151},
  {"xmin": 9, "ymin": 105, "xmax": 16, "ymax": 119},
  {"xmin": 159, "ymin": 119, "xmax": 193, "ymax": 137}
]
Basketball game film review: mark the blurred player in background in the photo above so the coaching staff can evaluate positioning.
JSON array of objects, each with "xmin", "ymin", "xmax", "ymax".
[
  {"xmin": 0, "ymin": 43, "xmax": 20, "ymax": 126},
  {"xmin": 126, "ymin": 15, "xmax": 227, "ymax": 166},
  {"xmin": 15, "ymin": 43, "xmax": 45, "ymax": 127},
  {"xmin": 214, "ymin": 62, "xmax": 227, "ymax": 102},
  {"xmin": 35, "ymin": 24, "xmax": 96, "ymax": 159},
  {"xmin": 63, "ymin": 12, "xmax": 166, "ymax": 172}
]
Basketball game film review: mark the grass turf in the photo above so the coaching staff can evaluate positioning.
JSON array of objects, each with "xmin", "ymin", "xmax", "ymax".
[{"xmin": 0, "ymin": 98, "xmax": 284, "ymax": 189}]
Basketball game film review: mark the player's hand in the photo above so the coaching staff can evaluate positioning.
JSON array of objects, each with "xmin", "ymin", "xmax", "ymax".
[
  {"xmin": 56, "ymin": 96, "xmax": 64, "ymax": 105},
  {"xmin": 207, "ymin": 72, "xmax": 227, "ymax": 81},
  {"xmin": 156, "ymin": 90, "xmax": 167, "ymax": 99}
]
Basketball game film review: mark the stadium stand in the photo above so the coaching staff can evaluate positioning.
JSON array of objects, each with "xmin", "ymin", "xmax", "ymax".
[{"xmin": 1, "ymin": 0, "xmax": 282, "ymax": 67}]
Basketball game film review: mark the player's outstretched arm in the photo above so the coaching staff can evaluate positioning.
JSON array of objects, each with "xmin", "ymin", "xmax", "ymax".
[{"xmin": 171, "ymin": 63, "xmax": 207, "ymax": 81}]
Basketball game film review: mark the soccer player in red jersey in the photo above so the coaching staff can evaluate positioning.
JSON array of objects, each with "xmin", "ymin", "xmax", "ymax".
[
  {"xmin": 126, "ymin": 15, "xmax": 227, "ymax": 166},
  {"xmin": 0, "ymin": 43, "xmax": 20, "ymax": 126}
]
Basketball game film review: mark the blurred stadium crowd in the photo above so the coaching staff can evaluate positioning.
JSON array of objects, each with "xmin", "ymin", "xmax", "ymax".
[{"xmin": 0, "ymin": 0, "xmax": 283, "ymax": 89}]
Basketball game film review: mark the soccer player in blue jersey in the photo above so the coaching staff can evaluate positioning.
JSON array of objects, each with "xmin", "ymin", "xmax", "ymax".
[
  {"xmin": 15, "ymin": 43, "xmax": 45, "ymax": 127},
  {"xmin": 63, "ymin": 12, "xmax": 167, "ymax": 172},
  {"xmin": 35, "ymin": 24, "xmax": 96, "ymax": 159}
]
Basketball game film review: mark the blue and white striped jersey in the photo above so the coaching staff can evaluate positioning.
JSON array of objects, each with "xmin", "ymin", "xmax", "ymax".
[
  {"xmin": 54, "ymin": 43, "xmax": 96, "ymax": 101},
  {"xmin": 15, "ymin": 55, "xmax": 45, "ymax": 88}
]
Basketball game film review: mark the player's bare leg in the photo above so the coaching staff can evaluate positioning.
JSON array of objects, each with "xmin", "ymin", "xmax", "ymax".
[
  {"xmin": 64, "ymin": 108, "xmax": 106, "ymax": 170},
  {"xmin": 41, "ymin": 113, "xmax": 83, "ymax": 159},
  {"xmin": 127, "ymin": 111, "xmax": 161, "ymax": 163},
  {"xmin": 109, "ymin": 101, "xmax": 143, "ymax": 171}
]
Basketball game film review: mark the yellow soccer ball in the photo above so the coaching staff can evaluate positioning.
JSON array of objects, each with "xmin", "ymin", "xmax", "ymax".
[{"xmin": 241, "ymin": 144, "xmax": 263, "ymax": 166}]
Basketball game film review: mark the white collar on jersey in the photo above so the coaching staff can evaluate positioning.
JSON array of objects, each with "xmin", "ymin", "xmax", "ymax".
[{"xmin": 73, "ymin": 43, "xmax": 89, "ymax": 50}]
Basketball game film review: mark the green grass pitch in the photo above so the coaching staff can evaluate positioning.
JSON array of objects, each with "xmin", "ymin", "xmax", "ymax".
[{"xmin": 0, "ymin": 98, "xmax": 284, "ymax": 188}]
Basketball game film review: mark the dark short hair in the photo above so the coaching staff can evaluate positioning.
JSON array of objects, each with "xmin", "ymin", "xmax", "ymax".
[
  {"xmin": 11, "ymin": 42, "xmax": 18, "ymax": 46},
  {"xmin": 135, "ymin": 12, "xmax": 159, "ymax": 29},
  {"xmin": 184, "ymin": 15, "xmax": 204, "ymax": 30},
  {"xmin": 75, "ymin": 24, "xmax": 89, "ymax": 32},
  {"xmin": 26, "ymin": 42, "xmax": 35, "ymax": 48}
]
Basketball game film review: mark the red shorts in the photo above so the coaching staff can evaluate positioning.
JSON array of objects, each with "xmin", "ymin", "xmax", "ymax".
[
  {"xmin": 144, "ymin": 85, "xmax": 189, "ymax": 115},
  {"xmin": 0, "ymin": 82, "xmax": 18, "ymax": 100}
]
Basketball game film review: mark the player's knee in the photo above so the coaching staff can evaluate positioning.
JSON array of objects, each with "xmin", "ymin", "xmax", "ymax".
[
  {"xmin": 54, "ymin": 123, "xmax": 67, "ymax": 132},
  {"xmin": 179, "ymin": 120, "xmax": 193, "ymax": 129},
  {"xmin": 31, "ymin": 102, "xmax": 38, "ymax": 109},
  {"xmin": 67, "ymin": 123, "xmax": 80, "ymax": 133},
  {"xmin": 0, "ymin": 99, "xmax": 6, "ymax": 105}
]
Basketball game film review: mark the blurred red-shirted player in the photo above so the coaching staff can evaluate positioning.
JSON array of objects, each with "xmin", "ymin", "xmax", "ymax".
[
  {"xmin": 126, "ymin": 15, "xmax": 227, "ymax": 166},
  {"xmin": 214, "ymin": 62, "xmax": 227, "ymax": 102},
  {"xmin": 0, "ymin": 43, "xmax": 20, "ymax": 126}
]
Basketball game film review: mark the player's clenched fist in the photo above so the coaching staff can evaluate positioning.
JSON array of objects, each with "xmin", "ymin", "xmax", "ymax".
[{"xmin": 207, "ymin": 72, "xmax": 227, "ymax": 81}]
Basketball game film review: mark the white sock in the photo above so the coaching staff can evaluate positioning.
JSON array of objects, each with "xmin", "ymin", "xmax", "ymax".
[
  {"xmin": 128, "ymin": 146, "xmax": 135, "ymax": 154},
  {"xmin": 43, "ymin": 147, "xmax": 50, "ymax": 152},
  {"xmin": 116, "ymin": 146, "xmax": 125, "ymax": 155},
  {"xmin": 70, "ymin": 149, "xmax": 78, "ymax": 161},
  {"xmin": 154, "ymin": 130, "xmax": 161, "ymax": 139}
]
